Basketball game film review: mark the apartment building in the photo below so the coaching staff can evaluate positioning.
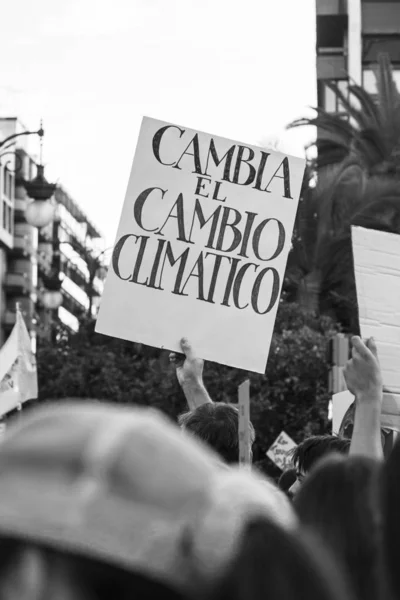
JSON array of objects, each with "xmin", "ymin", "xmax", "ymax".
[
  {"xmin": 0, "ymin": 117, "xmax": 104, "ymax": 344},
  {"xmin": 316, "ymin": 0, "xmax": 400, "ymax": 111}
]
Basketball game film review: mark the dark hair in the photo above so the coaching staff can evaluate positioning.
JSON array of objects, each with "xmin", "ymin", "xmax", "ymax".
[
  {"xmin": 292, "ymin": 435, "xmax": 350, "ymax": 474},
  {"xmin": 278, "ymin": 468, "xmax": 297, "ymax": 493},
  {"xmin": 294, "ymin": 455, "xmax": 383, "ymax": 600},
  {"xmin": 382, "ymin": 437, "xmax": 400, "ymax": 600},
  {"xmin": 212, "ymin": 516, "xmax": 353, "ymax": 600},
  {"xmin": 179, "ymin": 403, "xmax": 255, "ymax": 465},
  {"xmin": 0, "ymin": 537, "xmax": 187, "ymax": 600}
]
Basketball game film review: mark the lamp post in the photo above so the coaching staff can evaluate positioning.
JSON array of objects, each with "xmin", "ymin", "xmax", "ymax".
[
  {"xmin": 18, "ymin": 126, "xmax": 60, "ymax": 338},
  {"xmin": 0, "ymin": 124, "xmax": 46, "ymax": 184},
  {"xmin": 0, "ymin": 125, "xmax": 44, "ymax": 152},
  {"xmin": 20, "ymin": 126, "xmax": 108, "ymax": 328},
  {"xmin": 23, "ymin": 126, "xmax": 57, "ymax": 229}
]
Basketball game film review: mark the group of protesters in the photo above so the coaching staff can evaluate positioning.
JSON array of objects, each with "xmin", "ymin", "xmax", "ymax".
[{"xmin": 0, "ymin": 333, "xmax": 397, "ymax": 600}]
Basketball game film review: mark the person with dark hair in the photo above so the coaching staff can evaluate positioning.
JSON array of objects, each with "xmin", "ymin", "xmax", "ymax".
[
  {"xmin": 382, "ymin": 436, "xmax": 400, "ymax": 600},
  {"xmin": 171, "ymin": 338, "xmax": 255, "ymax": 464},
  {"xmin": 179, "ymin": 402, "xmax": 255, "ymax": 465},
  {"xmin": 211, "ymin": 515, "xmax": 353, "ymax": 600},
  {"xmin": 294, "ymin": 454, "xmax": 384, "ymax": 600},
  {"xmin": 278, "ymin": 467, "xmax": 297, "ymax": 496},
  {"xmin": 0, "ymin": 540, "xmax": 186, "ymax": 600},
  {"xmin": 289, "ymin": 435, "xmax": 350, "ymax": 495}
]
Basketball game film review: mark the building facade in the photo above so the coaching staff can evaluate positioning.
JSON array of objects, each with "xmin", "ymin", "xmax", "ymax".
[
  {"xmin": 316, "ymin": 0, "xmax": 400, "ymax": 111},
  {"xmin": 0, "ymin": 117, "xmax": 105, "ymax": 345}
]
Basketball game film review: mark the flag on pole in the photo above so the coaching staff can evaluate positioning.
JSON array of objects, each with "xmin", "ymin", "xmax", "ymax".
[{"xmin": 0, "ymin": 307, "xmax": 38, "ymax": 417}]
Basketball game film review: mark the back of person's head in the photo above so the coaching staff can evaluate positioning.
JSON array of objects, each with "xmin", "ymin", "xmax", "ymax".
[
  {"xmin": 0, "ymin": 538, "xmax": 185, "ymax": 600},
  {"xmin": 294, "ymin": 454, "xmax": 383, "ymax": 600},
  {"xmin": 292, "ymin": 435, "xmax": 350, "ymax": 475},
  {"xmin": 179, "ymin": 403, "xmax": 255, "ymax": 464},
  {"xmin": 278, "ymin": 468, "xmax": 297, "ymax": 495},
  {"xmin": 211, "ymin": 516, "xmax": 354, "ymax": 600},
  {"xmin": 0, "ymin": 401, "xmax": 228, "ymax": 599},
  {"xmin": 382, "ymin": 437, "xmax": 400, "ymax": 600},
  {"xmin": 0, "ymin": 401, "xmax": 300, "ymax": 600}
]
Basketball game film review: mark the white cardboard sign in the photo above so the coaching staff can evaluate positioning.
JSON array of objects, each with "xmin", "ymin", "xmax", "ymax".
[
  {"xmin": 96, "ymin": 117, "xmax": 305, "ymax": 373},
  {"xmin": 267, "ymin": 431, "xmax": 297, "ymax": 471},
  {"xmin": 352, "ymin": 226, "xmax": 400, "ymax": 394},
  {"xmin": 332, "ymin": 390, "xmax": 354, "ymax": 434},
  {"xmin": 333, "ymin": 390, "xmax": 400, "ymax": 433}
]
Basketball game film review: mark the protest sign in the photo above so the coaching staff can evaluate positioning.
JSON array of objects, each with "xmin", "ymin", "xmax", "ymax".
[
  {"xmin": 352, "ymin": 226, "xmax": 400, "ymax": 394},
  {"xmin": 96, "ymin": 117, "xmax": 305, "ymax": 372},
  {"xmin": 334, "ymin": 390, "xmax": 400, "ymax": 434},
  {"xmin": 267, "ymin": 431, "xmax": 297, "ymax": 471},
  {"xmin": 332, "ymin": 390, "xmax": 354, "ymax": 435}
]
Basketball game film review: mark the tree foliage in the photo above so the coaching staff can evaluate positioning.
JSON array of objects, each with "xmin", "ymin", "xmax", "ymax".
[
  {"xmin": 37, "ymin": 302, "xmax": 339, "ymax": 476},
  {"xmin": 284, "ymin": 54, "xmax": 400, "ymax": 329}
]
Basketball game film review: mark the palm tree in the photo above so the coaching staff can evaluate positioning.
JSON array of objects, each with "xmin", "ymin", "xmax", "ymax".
[
  {"xmin": 285, "ymin": 53, "xmax": 400, "ymax": 328},
  {"xmin": 290, "ymin": 53, "xmax": 400, "ymax": 176}
]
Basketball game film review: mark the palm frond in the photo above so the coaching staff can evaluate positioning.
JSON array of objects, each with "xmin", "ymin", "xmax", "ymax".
[
  {"xmin": 326, "ymin": 81, "xmax": 379, "ymax": 132},
  {"xmin": 352, "ymin": 194, "xmax": 400, "ymax": 234},
  {"xmin": 347, "ymin": 85, "xmax": 381, "ymax": 128},
  {"xmin": 289, "ymin": 55, "xmax": 400, "ymax": 174}
]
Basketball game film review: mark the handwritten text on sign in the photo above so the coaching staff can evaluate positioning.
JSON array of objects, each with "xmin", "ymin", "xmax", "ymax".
[
  {"xmin": 96, "ymin": 118, "xmax": 305, "ymax": 372},
  {"xmin": 267, "ymin": 431, "xmax": 297, "ymax": 471}
]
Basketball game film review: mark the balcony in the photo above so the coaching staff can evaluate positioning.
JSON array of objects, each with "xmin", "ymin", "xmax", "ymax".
[
  {"xmin": 61, "ymin": 288, "xmax": 86, "ymax": 318},
  {"xmin": 61, "ymin": 260, "xmax": 87, "ymax": 291},
  {"xmin": 10, "ymin": 235, "xmax": 32, "ymax": 257},
  {"xmin": 14, "ymin": 198, "xmax": 27, "ymax": 222},
  {"xmin": 4, "ymin": 273, "xmax": 31, "ymax": 294}
]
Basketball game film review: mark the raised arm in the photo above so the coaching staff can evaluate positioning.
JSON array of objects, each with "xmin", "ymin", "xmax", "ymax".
[
  {"xmin": 343, "ymin": 336, "xmax": 383, "ymax": 460},
  {"xmin": 170, "ymin": 338, "xmax": 213, "ymax": 411}
]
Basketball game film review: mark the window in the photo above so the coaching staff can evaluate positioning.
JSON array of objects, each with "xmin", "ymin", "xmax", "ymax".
[
  {"xmin": 363, "ymin": 35, "xmax": 400, "ymax": 64},
  {"xmin": 2, "ymin": 167, "xmax": 13, "ymax": 200},
  {"xmin": 7, "ymin": 205, "xmax": 12, "ymax": 235},
  {"xmin": 317, "ymin": 15, "xmax": 348, "ymax": 49},
  {"xmin": 319, "ymin": 79, "xmax": 350, "ymax": 113},
  {"xmin": 2, "ymin": 201, "xmax": 13, "ymax": 235}
]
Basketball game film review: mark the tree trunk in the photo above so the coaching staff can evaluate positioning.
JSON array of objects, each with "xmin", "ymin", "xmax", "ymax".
[{"xmin": 297, "ymin": 271, "xmax": 321, "ymax": 312}]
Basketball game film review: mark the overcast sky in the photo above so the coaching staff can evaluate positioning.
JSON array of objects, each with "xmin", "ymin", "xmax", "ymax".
[{"xmin": 0, "ymin": 0, "xmax": 316, "ymax": 246}]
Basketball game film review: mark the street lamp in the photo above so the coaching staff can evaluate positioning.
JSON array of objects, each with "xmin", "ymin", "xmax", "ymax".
[
  {"xmin": 0, "ymin": 125, "xmax": 44, "ymax": 155},
  {"xmin": 0, "ymin": 123, "xmax": 44, "ymax": 177},
  {"xmin": 24, "ymin": 171, "xmax": 56, "ymax": 228},
  {"xmin": 22, "ymin": 125, "xmax": 57, "ymax": 229}
]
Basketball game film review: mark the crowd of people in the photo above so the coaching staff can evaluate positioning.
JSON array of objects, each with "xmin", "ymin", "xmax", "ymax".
[{"xmin": 0, "ymin": 333, "xmax": 397, "ymax": 600}]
